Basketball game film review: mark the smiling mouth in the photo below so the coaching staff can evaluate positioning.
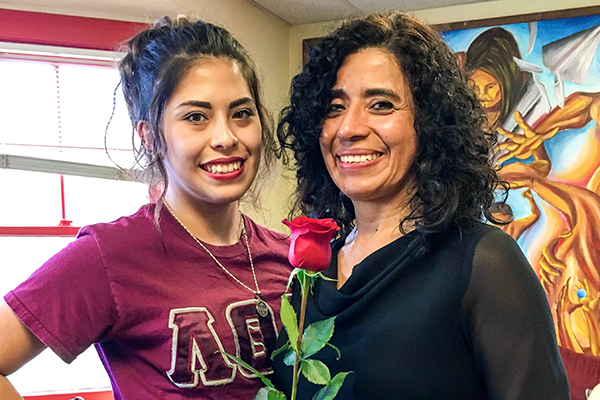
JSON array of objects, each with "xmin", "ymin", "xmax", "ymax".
[
  {"xmin": 201, "ymin": 161, "xmax": 242, "ymax": 174},
  {"xmin": 339, "ymin": 153, "xmax": 382, "ymax": 164}
]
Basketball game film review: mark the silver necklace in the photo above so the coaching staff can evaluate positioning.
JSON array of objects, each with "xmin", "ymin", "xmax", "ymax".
[{"xmin": 163, "ymin": 201, "xmax": 269, "ymax": 318}]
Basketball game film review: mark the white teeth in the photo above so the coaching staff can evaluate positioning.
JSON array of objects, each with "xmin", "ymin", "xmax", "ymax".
[
  {"xmin": 339, "ymin": 154, "xmax": 381, "ymax": 164},
  {"xmin": 206, "ymin": 161, "xmax": 241, "ymax": 174}
]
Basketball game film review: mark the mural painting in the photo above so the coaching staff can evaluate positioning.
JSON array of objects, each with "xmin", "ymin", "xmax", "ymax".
[{"xmin": 443, "ymin": 11, "xmax": 600, "ymax": 359}]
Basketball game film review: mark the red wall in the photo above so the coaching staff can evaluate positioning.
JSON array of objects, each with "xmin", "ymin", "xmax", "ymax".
[
  {"xmin": 24, "ymin": 391, "xmax": 113, "ymax": 400},
  {"xmin": 0, "ymin": 8, "xmax": 148, "ymax": 51}
]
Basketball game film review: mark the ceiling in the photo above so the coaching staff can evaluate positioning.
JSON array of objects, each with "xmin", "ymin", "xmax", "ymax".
[
  {"xmin": 249, "ymin": 0, "xmax": 492, "ymax": 25},
  {"xmin": 0, "ymin": 0, "xmax": 493, "ymax": 25}
]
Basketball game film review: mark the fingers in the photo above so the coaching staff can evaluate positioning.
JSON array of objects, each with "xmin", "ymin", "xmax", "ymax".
[
  {"xmin": 497, "ymin": 127, "xmax": 522, "ymax": 141},
  {"xmin": 495, "ymin": 151, "xmax": 512, "ymax": 164},
  {"xmin": 514, "ymin": 111, "xmax": 537, "ymax": 139},
  {"xmin": 495, "ymin": 141, "xmax": 519, "ymax": 151}
]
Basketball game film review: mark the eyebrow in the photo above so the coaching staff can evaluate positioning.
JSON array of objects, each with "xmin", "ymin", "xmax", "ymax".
[
  {"xmin": 364, "ymin": 88, "xmax": 402, "ymax": 101},
  {"xmin": 330, "ymin": 88, "xmax": 402, "ymax": 101},
  {"xmin": 229, "ymin": 97, "xmax": 255, "ymax": 109},
  {"xmin": 176, "ymin": 97, "xmax": 255, "ymax": 110},
  {"xmin": 330, "ymin": 88, "xmax": 347, "ymax": 100},
  {"xmin": 177, "ymin": 100, "xmax": 211, "ymax": 109}
]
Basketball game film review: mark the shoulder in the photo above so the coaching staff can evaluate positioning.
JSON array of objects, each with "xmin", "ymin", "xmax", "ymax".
[
  {"xmin": 427, "ymin": 223, "xmax": 531, "ymax": 295},
  {"xmin": 78, "ymin": 203, "xmax": 154, "ymax": 235},
  {"xmin": 77, "ymin": 203, "xmax": 157, "ymax": 249},
  {"xmin": 443, "ymin": 222, "xmax": 533, "ymax": 283},
  {"xmin": 471, "ymin": 224, "xmax": 529, "ymax": 271},
  {"xmin": 244, "ymin": 215, "xmax": 290, "ymax": 248},
  {"xmin": 244, "ymin": 216, "xmax": 292, "ymax": 271},
  {"xmin": 465, "ymin": 223, "xmax": 544, "ymax": 309},
  {"xmin": 428, "ymin": 222, "xmax": 502, "ymax": 259}
]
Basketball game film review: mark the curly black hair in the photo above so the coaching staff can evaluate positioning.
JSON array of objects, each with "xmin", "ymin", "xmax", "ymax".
[{"xmin": 277, "ymin": 11, "xmax": 505, "ymax": 239}]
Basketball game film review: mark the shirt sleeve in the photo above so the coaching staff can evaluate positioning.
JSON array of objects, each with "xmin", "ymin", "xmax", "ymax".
[
  {"xmin": 462, "ymin": 227, "xmax": 570, "ymax": 400},
  {"xmin": 4, "ymin": 230, "xmax": 118, "ymax": 363}
]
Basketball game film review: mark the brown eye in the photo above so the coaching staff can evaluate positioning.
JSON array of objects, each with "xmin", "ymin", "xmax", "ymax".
[
  {"xmin": 184, "ymin": 112, "xmax": 207, "ymax": 123},
  {"xmin": 325, "ymin": 103, "xmax": 344, "ymax": 117},
  {"xmin": 371, "ymin": 101, "xmax": 394, "ymax": 111},
  {"xmin": 233, "ymin": 109, "xmax": 255, "ymax": 119}
]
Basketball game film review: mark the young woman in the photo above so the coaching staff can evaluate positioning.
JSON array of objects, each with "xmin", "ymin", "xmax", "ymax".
[
  {"xmin": 273, "ymin": 12, "xmax": 569, "ymax": 400},
  {"xmin": 0, "ymin": 16, "xmax": 291, "ymax": 399}
]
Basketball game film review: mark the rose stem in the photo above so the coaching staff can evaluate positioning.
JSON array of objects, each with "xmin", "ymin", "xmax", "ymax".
[{"xmin": 291, "ymin": 272, "xmax": 310, "ymax": 400}]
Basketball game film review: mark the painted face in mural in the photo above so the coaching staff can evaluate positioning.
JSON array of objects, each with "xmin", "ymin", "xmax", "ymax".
[
  {"xmin": 470, "ymin": 69, "xmax": 501, "ymax": 109},
  {"xmin": 469, "ymin": 69, "xmax": 501, "ymax": 128}
]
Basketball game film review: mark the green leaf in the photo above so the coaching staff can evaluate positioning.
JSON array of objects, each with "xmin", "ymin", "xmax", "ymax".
[
  {"xmin": 287, "ymin": 268, "xmax": 303, "ymax": 290},
  {"xmin": 300, "ymin": 337, "xmax": 324, "ymax": 359},
  {"xmin": 312, "ymin": 371, "xmax": 352, "ymax": 400},
  {"xmin": 267, "ymin": 389, "xmax": 288, "ymax": 400},
  {"xmin": 283, "ymin": 349, "xmax": 296, "ymax": 366},
  {"xmin": 255, "ymin": 387, "xmax": 288, "ymax": 400},
  {"xmin": 305, "ymin": 270, "xmax": 320, "ymax": 279},
  {"xmin": 303, "ymin": 317, "xmax": 335, "ymax": 342},
  {"xmin": 301, "ymin": 317, "xmax": 336, "ymax": 358},
  {"xmin": 325, "ymin": 342, "xmax": 342, "ymax": 360},
  {"xmin": 270, "ymin": 342, "xmax": 291, "ymax": 361},
  {"xmin": 280, "ymin": 295, "xmax": 299, "ymax": 352},
  {"xmin": 297, "ymin": 269, "xmax": 309, "ymax": 292},
  {"xmin": 301, "ymin": 359, "xmax": 331, "ymax": 385},
  {"xmin": 318, "ymin": 274, "xmax": 337, "ymax": 282},
  {"xmin": 220, "ymin": 351, "xmax": 274, "ymax": 388}
]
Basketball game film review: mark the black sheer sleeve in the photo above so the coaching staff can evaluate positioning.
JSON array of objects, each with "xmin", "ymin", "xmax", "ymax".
[{"xmin": 462, "ymin": 227, "xmax": 570, "ymax": 399}]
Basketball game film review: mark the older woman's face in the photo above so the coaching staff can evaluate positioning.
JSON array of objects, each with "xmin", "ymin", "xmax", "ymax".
[{"xmin": 320, "ymin": 47, "xmax": 417, "ymax": 205}]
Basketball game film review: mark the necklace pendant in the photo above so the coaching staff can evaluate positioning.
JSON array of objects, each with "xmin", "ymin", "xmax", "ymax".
[{"xmin": 256, "ymin": 298, "xmax": 269, "ymax": 318}]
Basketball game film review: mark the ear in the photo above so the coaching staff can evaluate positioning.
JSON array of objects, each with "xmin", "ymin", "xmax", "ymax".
[{"xmin": 136, "ymin": 120, "xmax": 153, "ymax": 152}]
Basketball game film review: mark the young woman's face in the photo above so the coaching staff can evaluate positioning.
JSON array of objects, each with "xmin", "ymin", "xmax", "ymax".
[
  {"xmin": 320, "ymin": 47, "xmax": 418, "ymax": 206},
  {"xmin": 161, "ymin": 57, "xmax": 262, "ymax": 207}
]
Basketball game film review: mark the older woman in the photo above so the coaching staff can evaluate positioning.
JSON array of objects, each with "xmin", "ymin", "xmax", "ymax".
[{"xmin": 273, "ymin": 11, "xmax": 569, "ymax": 400}]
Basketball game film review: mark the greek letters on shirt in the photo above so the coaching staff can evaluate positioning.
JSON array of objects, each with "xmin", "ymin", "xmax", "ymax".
[{"xmin": 166, "ymin": 299, "xmax": 278, "ymax": 388}]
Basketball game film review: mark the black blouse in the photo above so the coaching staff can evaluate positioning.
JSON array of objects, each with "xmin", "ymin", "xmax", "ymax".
[{"xmin": 271, "ymin": 223, "xmax": 569, "ymax": 400}]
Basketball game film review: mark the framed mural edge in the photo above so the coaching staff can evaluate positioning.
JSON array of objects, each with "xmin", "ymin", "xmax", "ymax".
[
  {"xmin": 432, "ymin": 4, "xmax": 600, "ymax": 32},
  {"xmin": 302, "ymin": 37, "xmax": 322, "ymax": 66},
  {"xmin": 301, "ymin": 6, "xmax": 600, "ymax": 64}
]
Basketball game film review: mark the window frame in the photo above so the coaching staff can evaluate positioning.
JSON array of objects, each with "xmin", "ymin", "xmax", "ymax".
[{"xmin": 0, "ymin": 10, "xmax": 148, "ymax": 236}]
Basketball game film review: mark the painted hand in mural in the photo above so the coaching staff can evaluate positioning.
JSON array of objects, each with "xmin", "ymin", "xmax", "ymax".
[
  {"xmin": 495, "ymin": 111, "xmax": 559, "ymax": 164},
  {"xmin": 558, "ymin": 277, "xmax": 599, "ymax": 356}
]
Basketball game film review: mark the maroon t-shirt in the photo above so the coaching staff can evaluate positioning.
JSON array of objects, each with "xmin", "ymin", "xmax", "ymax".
[{"xmin": 5, "ymin": 204, "xmax": 291, "ymax": 399}]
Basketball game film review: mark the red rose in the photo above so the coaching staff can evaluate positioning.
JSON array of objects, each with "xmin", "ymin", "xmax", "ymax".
[{"xmin": 283, "ymin": 217, "xmax": 340, "ymax": 272}]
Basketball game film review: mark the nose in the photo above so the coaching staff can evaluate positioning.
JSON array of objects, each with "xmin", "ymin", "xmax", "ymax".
[
  {"xmin": 210, "ymin": 115, "xmax": 238, "ymax": 149},
  {"xmin": 336, "ymin": 105, "xmax": 368, "ymax": 141}
]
